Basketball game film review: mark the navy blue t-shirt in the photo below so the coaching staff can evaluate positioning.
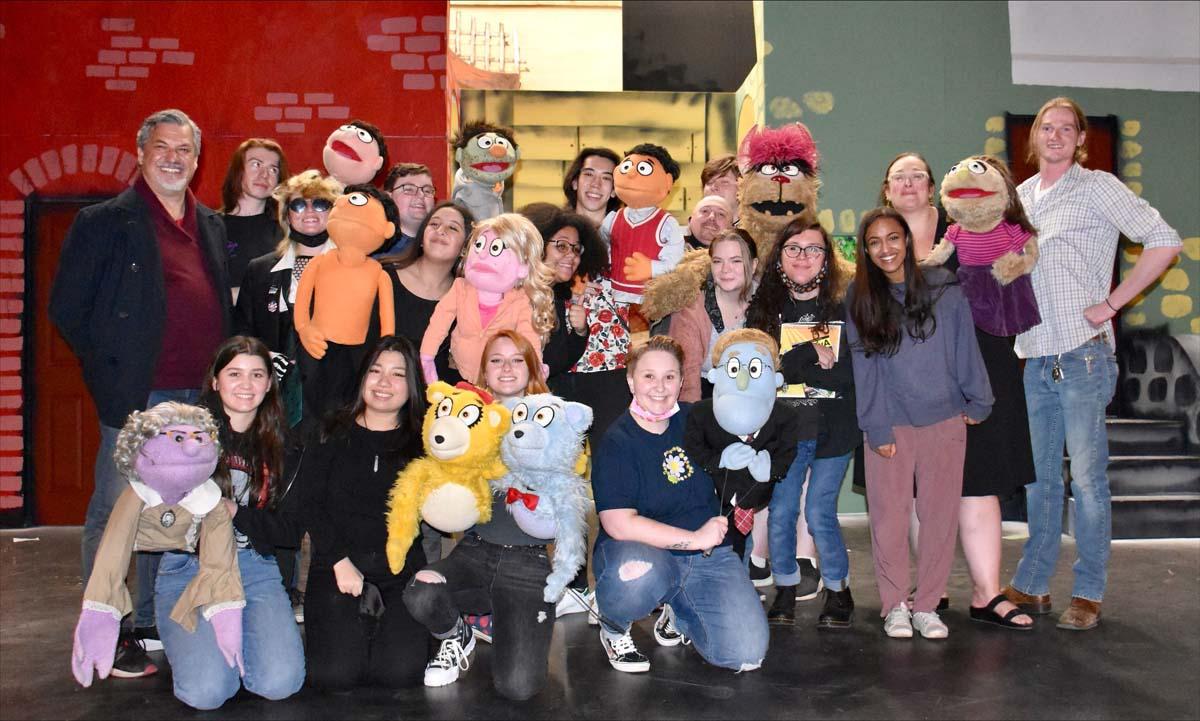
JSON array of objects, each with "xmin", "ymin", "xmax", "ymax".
[{"xmin": 593, "ymin": 405, "xmax": 725, "ymax": 555}]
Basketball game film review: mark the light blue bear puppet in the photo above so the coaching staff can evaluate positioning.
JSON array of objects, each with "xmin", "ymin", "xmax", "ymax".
[
  {"xmin": 684, "ymin": 328, "xmax": 805, "ymax": 557},
  {"xmin": 496, "ymin": 394, "xmax": 593, "ymax": 603}
]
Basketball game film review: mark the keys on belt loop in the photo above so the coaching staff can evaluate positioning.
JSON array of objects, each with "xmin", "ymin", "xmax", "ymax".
[{"xmin": 1051, "ymin": 354, "xmax": 1064, "ymax": 383}]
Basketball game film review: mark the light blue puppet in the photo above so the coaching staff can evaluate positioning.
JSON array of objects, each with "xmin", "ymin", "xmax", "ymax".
[
  {"xmin": 496, "ymin": 393, "xmax": 593, "ymax": 603},
  {"xmin": 707, "ymin": 329, "xmax": 787, "ymax": 484}
]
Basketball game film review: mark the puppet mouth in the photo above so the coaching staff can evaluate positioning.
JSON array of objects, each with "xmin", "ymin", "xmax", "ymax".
[
  {"xmin": 331, "ymin": 140, "xmax": 362, "ymax": 161},
  {"xmin": 472, "ymin": 162, "xmax": 510, "ymax": 173},
  {"xmin": 750, "ymin": 200, "xmax": 806, "ymax": 217},
  {"xmin": 946, "ymin": 188, "xmax": 996, "ymax": 199}
]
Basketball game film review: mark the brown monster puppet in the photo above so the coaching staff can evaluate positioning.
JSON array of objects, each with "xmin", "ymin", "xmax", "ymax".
[{"xmin": 640, "ymin": 122, "xmax": 823, "ymax": 324}]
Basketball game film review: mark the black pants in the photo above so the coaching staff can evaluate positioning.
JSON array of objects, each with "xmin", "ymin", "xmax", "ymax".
[
  {"xmin": 298, "ymin": 341, "xmax": 368, "ymax": 431},
  {"xmin": 304, "ymin": 551, "xmax": 430, "ymax": 691},
  {"xmin": 403, "ymin": 534, "xmax": 554, "ymax": 701}
]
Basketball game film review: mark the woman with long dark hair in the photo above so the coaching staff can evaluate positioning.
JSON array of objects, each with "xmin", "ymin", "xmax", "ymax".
[
  {"xmin": 300, "ymin": 335, "xmax": 432, "ymax": 690},
  {"xmin": 846, "ymin": 207, "xmax": 992, "ymax": 640},
  {"xmin": 746, "ymin": 219, "xmax": 858, "ymax": 628}
]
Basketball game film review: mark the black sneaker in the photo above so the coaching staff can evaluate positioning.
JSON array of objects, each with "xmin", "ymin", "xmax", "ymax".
[
  {"xmin": 796, "ymin": 558, "xmax": 823, "ymax": 601},
  {"xmin": 110, "ymin": 631, "xmax": 158, "ymax": 678},
  {"xmin": 767, "ymin": 585, "xmax": 797, "ymax": 624},
  {"xmin": 817, "ymin": 587, "xmax": 854, "ymax": 630},
  {"xmin": 600, "ymin": 628, "xmax": 650, "ymax": 673},
  {"xmin": 132, "ymin": 625, "xmax": 162, "ymax": 652},
  {"xmin": 652, "ymin": 605, "xmax": 687, "ymax": 647},
  {"xmin": 748, "ymin": 558, "xmax": 774, "ymax": 588}
]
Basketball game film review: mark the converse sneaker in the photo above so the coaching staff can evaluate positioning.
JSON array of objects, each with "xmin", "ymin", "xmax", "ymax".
[
  {"xmin": 653, "ymin": 604, "xmax": 687, "ymax": 646},
  {"xmin": 110, "ymin": 630, "xmax": 158, "ymax": 678},
  {"xmin": 600, "ymin": 628, "xmax": 650, "ymax": 673},
  {"xmin": 465, "ymin": 613, "xmax": 493, "ymax": 644},
  {"xmin": 796, "ymin": 558, "xmax": 824, "ymax": 601},
  {"xmin": 883, "ymin": 603, "xmax": 913, "ymax": 639},
  {"xmin": 424, "ymin": 619, "xmax": 476, "ymax": 687},
  {"xmin": 748, "ymin": 556, "xmax": 773, "ymax": 588},
  {"xmin": 912, "ymin": 611, "xmax": 949, "ymax": 639},
  {"xmin": 132, "ymin": 625, "xmax": 163, "ymax": 652},
  {"xmin": 556, "ymin": 587, "xmax": 596, "ymax": 618}
]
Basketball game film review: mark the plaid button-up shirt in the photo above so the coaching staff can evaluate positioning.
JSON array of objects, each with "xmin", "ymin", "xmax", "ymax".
[{"xmin": 1014, "ymin": 163, "xmax": 1181, "ymax": 359}]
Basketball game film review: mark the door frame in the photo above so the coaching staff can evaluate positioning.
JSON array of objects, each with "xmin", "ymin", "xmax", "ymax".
[{"xmin": 8, "ymin": 194, "xmax": 113, "ymax": 528}]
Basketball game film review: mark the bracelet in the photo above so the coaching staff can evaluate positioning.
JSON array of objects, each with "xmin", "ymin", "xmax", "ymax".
[{"xmin": 1104, "ymin": 298, "xmax": 1118, "ymax": 312}]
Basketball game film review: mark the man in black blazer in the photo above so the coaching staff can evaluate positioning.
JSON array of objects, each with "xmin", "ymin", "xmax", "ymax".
[{"xmin": 50, "ymin": 108, "xmax": 231, "ymax": 674}]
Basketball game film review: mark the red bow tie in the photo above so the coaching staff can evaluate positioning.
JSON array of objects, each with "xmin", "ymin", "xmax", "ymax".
[{"xmin": 506, "ymin": 487, "xmax": 539, "ymax": 511}]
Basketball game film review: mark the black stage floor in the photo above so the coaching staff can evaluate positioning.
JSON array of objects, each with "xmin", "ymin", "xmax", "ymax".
[{"xmin": 2, "ymin": 520, "xmax": 1197, "ymax": 720}]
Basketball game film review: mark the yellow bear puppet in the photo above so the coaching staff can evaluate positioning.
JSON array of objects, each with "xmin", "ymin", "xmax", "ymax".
[{"xmin": 386, "ymin": 381, "xmax": 510, "ymax": 574}]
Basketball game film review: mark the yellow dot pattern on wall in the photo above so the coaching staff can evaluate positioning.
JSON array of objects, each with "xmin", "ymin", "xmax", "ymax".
[
  {"xmin": 1162, "ymin": 267, "xmax": 1189, "ymax": 291},
  {"xmin": 817, "ymin": 209, "xmax": 834, "ymax": 234},
  {"xmin": 985, "ymin": 116, "xmax": 1004, "ymax": 133},
  {"xmin": 769, "ymin": 96, "xmax": 803, "ymax": 120},
  {"xmin": 801, "ymin": 91, "xmax": 834, "ymax": 115},
  {"xmin": 1122, "ymin": 120, "xmax": 1141, "ymax": 137},
  {"xmin": 1124, "ymin": 162, "xmax": 1142, "ymax": 177},
  {"xmin": 1182, "ymin": 237, "xmax": 1200, "ymax": 261},
  {"xmin": 1127, "ymin": 181, "xmax": 1143, "ymax": 196},
  {"xmin": 1161, "ymin": 294, "xmax": 1193, "ymax": 319},
  {"xmin": 984, "ymin": 137, "xmax": 1006, "ymax": 156},
  {"xmin": 764, "ymin": 40, "xmax": 773, "ymax": 56},
  {"xmin": 1125, "ymin": 312, "xmax": 1147, "ymax": 326},
  {"xmin": 838, "ymin": 209, "xmax": 856, "ymax": 234},
  {"xmin": 1121, "ymin": 141, "xmax": 1143, "ymax": 159},
  {"xmin": 983, "ymin": 116, "xmax": 1006, "ymax": 160},
  {"xmin": 1192, "ymin": 317, "xmax": 1200, "ymax": 334}
]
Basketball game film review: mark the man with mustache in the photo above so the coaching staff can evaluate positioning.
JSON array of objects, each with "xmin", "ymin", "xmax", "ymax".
[{"xmin": 50, "ymin": 108, "xmax": 232, "ymax": 678}]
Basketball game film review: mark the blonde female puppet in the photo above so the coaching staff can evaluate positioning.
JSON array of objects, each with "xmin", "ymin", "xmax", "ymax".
[{"xmin": 420, "ymin": 213, "xmax": 556, "ymax": 384}]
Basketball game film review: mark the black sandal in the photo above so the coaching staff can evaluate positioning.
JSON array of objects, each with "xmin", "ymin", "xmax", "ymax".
[{"xmin": 970, "ymin": 594, "xmax": 1034, "ymax": 631}]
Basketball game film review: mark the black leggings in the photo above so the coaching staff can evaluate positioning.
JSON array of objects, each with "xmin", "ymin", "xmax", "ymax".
[
  {"xmin": 304, "ymin": 551, "xmax": 430, "ymax": 691},
  {"xmin": 403, "ymin": 534, "xmax": 554, "ymax": 701}
]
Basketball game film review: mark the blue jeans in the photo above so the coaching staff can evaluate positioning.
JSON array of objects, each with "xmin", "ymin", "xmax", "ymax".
[
  {"xmin": 81, "ymin": 389, "xmax": 198, "ymax": 628},
  {"xmin": 156, "ymin": 548, "xmax": 305, "ymax": 710},
  {"xmin": 594, "ymin": 541, "xmax": 768, "ymax": 671},
  {"xmin": 805, "ymin": 452, "xmax": 854, "ymax": 589},
  {"xmin": 766, "ymin": 439, "xmax": 818, "ymax": 586},
  {"xmin": 1012, "ymin": 339, "xmax": 1117, "ymax": 602}
]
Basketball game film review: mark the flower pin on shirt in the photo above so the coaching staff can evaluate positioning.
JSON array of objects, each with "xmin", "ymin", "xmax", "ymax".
[{"xmin": 662, "ymin": 447, "xmax": 693, "ymax": 485}]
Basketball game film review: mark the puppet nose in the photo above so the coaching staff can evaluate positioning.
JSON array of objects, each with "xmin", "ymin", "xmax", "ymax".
[
  {"xmin": 772, "ymin": 176, "xmax": 790, "ymax": 184},
  {"xmin": 737, "ymin": 368, "xmax": 750, "ymax": 391},
  {"xmin": 514, "ymin": 430, "xmax": 524, "ymax": 439},
  {"xmin": 489, "ymin": 145, "xmax": 507, "ymax": 157}
]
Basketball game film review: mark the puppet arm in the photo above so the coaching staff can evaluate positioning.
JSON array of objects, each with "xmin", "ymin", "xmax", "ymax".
[
  {"xmin": 992, "ymin": 230, "xmax": 1039, "ymax": 285},
  {"xmin": 293, "ymin": 255, "xmax": 328, "ymax": 359},
  {"xmin": 386, "ymin": 460, "xmax": 430, "ymax": 574},
  {"xmin": 542, "ymin": 489, "xmax": 589, "ymax": 603},
  {"xmin": 748, "ymin": 450, "xmax": 771, "ymax": 482},
  {"xmin": 420, "ymin": 280, "xmax": 463, "ymax": 383},
  {"xmin": 682, "ymin": 408, "xmax": 725, "ymax": 476},
  {"xmin": 377, "ymin": 268, "xmax": 396, "ymax": 336},
  {"xmin": 650, "ymin": 215, "xmax": 686, "ymax": 277}
]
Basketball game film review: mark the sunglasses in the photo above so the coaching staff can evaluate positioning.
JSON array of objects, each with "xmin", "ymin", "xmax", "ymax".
[{"xmin": 287, "ymin": 197, "xmax": 334, "ymax": 213}]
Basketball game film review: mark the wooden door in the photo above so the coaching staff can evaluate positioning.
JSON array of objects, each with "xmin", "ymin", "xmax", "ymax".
[{"xmin": 29, "ymin": 197, "xmax": 110, "ymax": 524}]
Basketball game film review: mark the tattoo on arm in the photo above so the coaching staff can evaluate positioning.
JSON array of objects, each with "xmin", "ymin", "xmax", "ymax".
[{"xmin": 666, "ymin": 540, "xmax": 692, "ymax": 550}]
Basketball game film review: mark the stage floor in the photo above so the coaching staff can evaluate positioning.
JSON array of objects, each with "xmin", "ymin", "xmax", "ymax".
[{"xmin": 2, "ymin": 520, "xmax": 1197, "ymax": 720}]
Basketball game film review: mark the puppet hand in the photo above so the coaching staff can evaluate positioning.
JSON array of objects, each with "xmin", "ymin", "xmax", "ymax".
[
  {"xmin": 719, "ymin": 442, "xmax": 757, "ymax": 470},
  {"xmin": 623, "ymin": 253, "xmax": 653, "ymax": 282},
  {"xmin": 748, "ymin": 450, "xmax": 772, "ymax": 483},
  {"xmin": 268, "ymin": 352, "xmax": 294, "ymax": 383},
  {"xmin": 297, "ymin": 325, "xmax": 328, "ymax": 360},
  {"xmin": 209, "ymin": 608, "xmax": 245, "ymax": 676},
  {"xmin": 543, "ymin": 581, "xmax": 567, "ymax": 605},
  {"xmin": 71, "ymin": 608, "xmax": 120, "ymax": 687},
  {"xmin": 420, "ymin": 354, "xmax": 439, "ymax": 384}
]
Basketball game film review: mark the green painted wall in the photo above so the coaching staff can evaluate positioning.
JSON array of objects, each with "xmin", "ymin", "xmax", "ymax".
[{"xmin": 759, "ymin": 1, "xmax": 1200, "ymax": 512}]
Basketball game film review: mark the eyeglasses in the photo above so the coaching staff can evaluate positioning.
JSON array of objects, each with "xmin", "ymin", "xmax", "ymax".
[
  {"xmin": 888, "ymin": 172, "xmax": 930, "ymax": 185},
  {"xmin": 287, "ymin": 197, "xmax": 333, "ymax": 213},
  {"xmin": 781, "ymin": 244, "xmax": 826, "ymax": 259},
  {"xmin": 391, "ymin": 183, "xmax": 436, "ymax": 198},
  {"xmin": 547, "ymin": 239, "xmax": 584, "ymax": 257}
]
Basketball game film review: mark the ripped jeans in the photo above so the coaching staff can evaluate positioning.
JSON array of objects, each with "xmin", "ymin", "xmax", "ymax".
[
  {"xmin": 403, "ymin": 533, "xmax": 554, "ymax": 700},
  {"xmin": 593, "ymin": 540, "xmax": 768, "ymax": 671}
]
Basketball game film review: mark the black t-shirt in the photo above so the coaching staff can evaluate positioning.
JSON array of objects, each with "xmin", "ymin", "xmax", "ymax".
[{"xmin": 222, "ymin": 212, "xmax": 282, "ymax": 288}]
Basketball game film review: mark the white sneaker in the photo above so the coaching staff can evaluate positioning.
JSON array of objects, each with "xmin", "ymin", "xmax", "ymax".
[
  {"xmin": 600, "ymin": 628, "xmax": 650, "ymax": 673},
  {"xmin": 912, "ymin": 610, "xmax": 949, "ymax": 639},
  {"xmin": 652, "ymin": 604, "xmax": 687, "ymax": 647},
  {"xmin": 556, "ymin": 587, "xmax": 596, "ymax": 618},
  {"xmin": 424, "ymin": 622, "xmax": 476, "ymax": 687},
  {"xmin": 884, "ymin": 603, "xmax": 913, "ymax": 638}
]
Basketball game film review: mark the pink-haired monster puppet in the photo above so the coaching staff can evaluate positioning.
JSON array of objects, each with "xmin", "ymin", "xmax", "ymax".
[{"xmin": 736, "ymin": 123, "xmax": 822, "ymax": 264}]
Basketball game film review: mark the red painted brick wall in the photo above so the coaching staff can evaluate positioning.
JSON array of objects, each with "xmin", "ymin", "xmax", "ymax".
[{"xmin": 0, "ymin": 1, "xmax": 449, "ymax": 514}]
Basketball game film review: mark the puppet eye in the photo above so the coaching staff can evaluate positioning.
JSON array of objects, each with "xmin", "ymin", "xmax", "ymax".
[
  {"xmin": 533, "ymin": 406, "xmax": 555, "ymax": 427},
  {"xmin": 512, "ymin": 403, "xmax": 528, "ymax": 422},
  {"xmin": 748, "ymin": 357, "xmax": 764, "ymax": 378},
  {"xmin": 472, "ymin": 235, "xmax": 486, "ymax": 253},
  {"xmin": 488, "ymin": 237, "xmax": 505, "ymax": 256},
  {"xmin": 355, "ymin": 128, "xmax": 372, "ymax": 144},
  {"xmin": 949, "ymin": 163, "xmax": 961, "ymax": 174},
  {"xmin": 171, "ymin": 432, "xmax": 185, "ymax": 443},
  {"xmin": 759, "ymin": 164, "xmax": 778, "ymax": 176},
  {"xmin": 457, "ymin": 405, "xmax": 482, "ymax": 426},
  {"xmin": 437, "ymin": 398, "xmax": 454, "ymax": 418},
  {"xmin": 493, "ymin": 137, "xmax": 511, "ymax": 149},
  {"xmin": 781, "ymin": 164, "xmax": 800, "ymax": 176},
  {"xmin": 725, "ymin": 357, "xmax": 741, "ymax": 378},
  {"xmin": 618, "ymin": 160, "xmax": 633, "ymax": 174},
  {"xmin": 339, "ymin": 124, "xmax": 355, "ymax": 131},
  {"xmin": 477, "ymin": 136, "xmax": 495, "ymax": 149},
  {"xmin": 347, "ymin": 192, "xmax": 369, "ymax": 206},
  {"xmin": 636, "ymin": 161, "xmax": 654, "ymax": 176},
  {"xmin": 968, "ymin": 160, "xmax": 987, "ymax": 174}
]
